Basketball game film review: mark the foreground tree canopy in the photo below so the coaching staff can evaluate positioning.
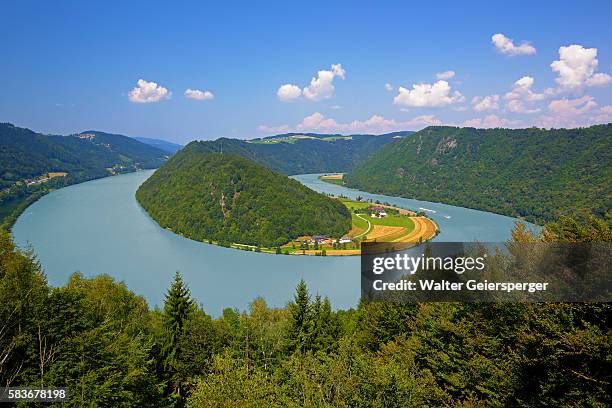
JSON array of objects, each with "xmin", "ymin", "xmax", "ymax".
[
  {"xmin": 1, "ymin": 214, "xmax": 610, "ymax": 407},
  {"xmin": 136, "ymin": 150, "xmax": 352, "ymax": 247}
]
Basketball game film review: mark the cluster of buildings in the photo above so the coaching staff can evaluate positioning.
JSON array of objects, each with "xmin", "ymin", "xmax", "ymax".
[
  {"xmin": 25, "ymin": 172, "xmax": 67, "ymax": 187},
  {"xmin": 309, "ymin": 235, "xmax": 353, "ymax": 245},
  {"xmin": 370, "ymin": 206, "xmax": 388, "ymax": 218}
]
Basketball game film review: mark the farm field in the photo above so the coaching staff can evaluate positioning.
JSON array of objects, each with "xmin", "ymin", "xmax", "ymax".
[
  {"xmin": 319, "ymin": 173, "xmax": 345, "ymax": 185},
  {"xmin": 284, "ymin": 198, "xmax": 438, "ymax": 256}
]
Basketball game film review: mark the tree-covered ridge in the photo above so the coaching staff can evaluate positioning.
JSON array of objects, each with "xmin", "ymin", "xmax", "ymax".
[
  {"xmin": 1, "ymin": 215, "xmax": 610, "ymax": 407},
  {"xmin": 0, "ymin": 123, "xmax": 168, "ymax": 188},
  {"xmin": 136, "ymin": 150, "xmax": 352, "ymax": 247},
  {"xmin": 185, "ymin": 131, "xmax": 412, "ymax": 175},
  {"xmin": 344, "ymin": 124, "xmax": 612, "ymax": 224}
]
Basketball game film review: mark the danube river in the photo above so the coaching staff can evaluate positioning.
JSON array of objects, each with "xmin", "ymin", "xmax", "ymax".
[{"xmin": 13, "ymin": 170, "xmax": 531, "ymax": 316}]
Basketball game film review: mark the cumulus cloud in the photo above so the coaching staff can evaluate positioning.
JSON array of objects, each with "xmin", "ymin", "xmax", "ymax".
[
  {"xmin": 277, "ymin": 64, "xmax": 346, "ymax": 102},
  {"xmin": 393, "ymin": 80, "xmax": 464, "ymax": 108},
  {"xmin": 384, "ymin": 83, "xmax": 393, "ymax": 92},
  {"xmin": 303, "ymin": 64, "xmax": 346, "ymax": 101},
  {"xmin": 505, "ymin": 99, "xmax": 541, "ymax": 114},
  {"xmin": 551, "ymin": 45, "xmax": 612, "ymax": 89},
  {"xmin": 276, "ymin": 84, "xmax": 302, "ymax": 101},
  {"xmin": 505, "ymin": 76, "xmax": 549, "ymax": 102},
  {"xmin": 472, "ymin": 95, "xmax": 500, "ymax": 112},
  {"xmin": 491, "ymin": 33, "xmax": 536, "ymax": 56},
  {"xmin": 128, "ymin": 79, "xmax": 170, "ymax": 103},
  {"xmin": 461, "ymin": 114, "xmax": 523, "ymax": 128},
  {"xmin": 259, "ymin": 112, "xmax": 440, "ymax": 135},
  {"xmin": 436, "ymin": 70, "xmax": 455, "ymax": 80},
  {"xmin": 503, "ymin": 76, "xmax": 552, "ymax": 113},
  {"xmin": 548, "ymin": 95, "xmax": 597, "ymax": 116},
  {"xmin": 536, "ymin": 96, "xmax": 599, "ymax": 128},
  {"xmin": 184, "ymin": 88, "xmax": 214, "ymax": 100}
]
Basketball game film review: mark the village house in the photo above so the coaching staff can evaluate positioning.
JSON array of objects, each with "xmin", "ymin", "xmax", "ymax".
[{"xmin": 311, "ymin": 235, "xmax": 331, "ymax": 245}]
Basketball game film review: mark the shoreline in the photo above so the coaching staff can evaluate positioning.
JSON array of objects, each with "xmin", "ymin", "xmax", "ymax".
[
  {"xmin": 3, "ymin": 168, "xmax": 154, "ymax": 233},
  {"xmin": 142, "ymin": 195, "xmax": 440, "ymax": 257}
]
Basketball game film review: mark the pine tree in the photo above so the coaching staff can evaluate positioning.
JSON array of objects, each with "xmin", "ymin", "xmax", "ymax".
[
  {"xmin": 314, "ymin": 296, "xmax": 340, "ymax": 353},
  {"xmin": 287, "ymin": 279, "xmax": 311, "ymax": 354},
  {"xmin": 162, "ymin": 271, "xmax": 193, "ymax": 402}
]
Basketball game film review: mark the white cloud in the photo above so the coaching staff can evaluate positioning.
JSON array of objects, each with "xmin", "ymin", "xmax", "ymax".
[
  {"xmin": 277, "ymin": 84, "xmax": 302, "ymax": 102},
  {"xmin": 259, "ymin": 112, "xmax": 440, "ymax": 135},
  {"xmin": 472, "ymin": 95, "xmax": 500, "ymax": 112},
  {"xmin": 548, "ymin": 95, "xmax": 597, "ymax": 116},
  {"xmin": 491, "ymin": 33, "xmax": 536, "ymax": 56},
  {"xmin": 536, "ymin": 96, "xmax": 599, "ymax": 128},
  {"xmin": 330, "ymin": 105, "xmax": 342, "ymax": 110},
  {"xmin": 503, "ymin": 76, "xmax": 552, "ymax": 113},
  {"xmin": 505, "ymin": 99, "xmax": 541, "ymax": 114},
  {"xmin": 461, "ymin": 114, "xmax": 523, "ymax": 128},
  {"xmin": 302, "ymin": 64, "xmax": 346, "ymax": 101},
  {"xmin": 277, "ymin": 64, "xmax": 346, "ymax": 102},
  {"xmin": 393, "ymin": 80, "xmax": 464, "ymax": 108},
  {"xmin": 505, "ymin": 76, "xmax": 549, "ymax": 102},
  {"xmin": 436, "ymin": 70, "xmax": 456, "ymax": 80},
  {"xmin": 184, "ymin": 88, "xmax": 214, "ymax": 100},
  {"xmin": 384, "ymin": 83, "xmax": 393, "ymax": 92},
  {"xmin": 128, "ymin": 79, "xmax": 170, "ymax": 103},
  {"xmin": 551, "ymin": 44, "xmax": 612, "ymax": 89},
  {"xmin": 587, "ymin": 73, "xmax": 612, "ymax": 87}
]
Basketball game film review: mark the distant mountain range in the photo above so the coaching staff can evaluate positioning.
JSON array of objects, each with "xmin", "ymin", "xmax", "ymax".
[
  {"xmin": 184, "ymin": 131, "xmax": 413, "ymax": 175},
  {"xmin": 133, "ymin": 137, "xmax": 183, "ymax": 154},
  {"xmin": 345, "ymin": 124, "xmax": 612, "ymax": 223}
]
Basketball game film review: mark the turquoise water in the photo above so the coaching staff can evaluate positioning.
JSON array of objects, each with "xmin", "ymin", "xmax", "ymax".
[{"xmin": 13, "ymin": 170, "xmax": 533, "ymax": 316}]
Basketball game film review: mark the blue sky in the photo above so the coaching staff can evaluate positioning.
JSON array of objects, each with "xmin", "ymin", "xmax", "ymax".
[{"xmin": 1, "ymin": 1, "xmax": 611, "ymax": 143}]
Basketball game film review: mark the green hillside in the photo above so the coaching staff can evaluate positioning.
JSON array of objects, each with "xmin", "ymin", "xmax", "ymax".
[
  {"xmin": 0, "ymin": 123, "xmax": 168, "ymax": 187},
  {"xmin": 0, "ymin": 123, "xmax": 169, "ymax": 228},
  {"xmin": 345, "ymin": 124, "xmax": 612, "ymax": 224},
  {"xmin": 136, "ymin": 149, "xmax": 352, "ymax": 247},
  {"xmin": 185, "ymin": 131, "xmax": 411, "ymax": 175}
]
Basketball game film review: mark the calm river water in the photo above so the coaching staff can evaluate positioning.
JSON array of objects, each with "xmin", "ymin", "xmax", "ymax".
[{"xmin": 13, "ymin": 170, "xmax": 531, "ymax": 315}]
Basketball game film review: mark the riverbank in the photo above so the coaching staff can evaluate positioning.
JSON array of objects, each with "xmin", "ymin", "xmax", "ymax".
[
  {"xmin": 157, "ymin": 196, "xmax": 439, "ymax": 257},
  {"xmin": 13, "ymin": 172, "xmax": 529, "ymax": 313},
  {"xmin": 1, "ymin": 168, "xmax": 154, "ymax": 232}
]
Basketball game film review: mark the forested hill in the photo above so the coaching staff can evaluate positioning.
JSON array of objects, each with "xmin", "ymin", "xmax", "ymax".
[
  {"xmin": 0, "ymin": 123, "xmax": 168, "ymax": 187},
  {"xmin": 344, "ymin": 124, "xmax": 612, "ymax": 224},
  {"xmin": 136, "ymin": 148, "xmax": 352, "ymax": 247},
  {"xmin": 184, "ymin": 131, "xmax": 412, "ymax": 175}
]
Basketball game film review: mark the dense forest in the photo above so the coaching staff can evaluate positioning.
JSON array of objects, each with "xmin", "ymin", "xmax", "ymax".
[
  {"xmin": 1, "ymin": 215, "xmax": 610, "ymax": 407},
  {"xmin": 136, "ymin": 149, "xmax": 352, "ymax": 247},
  {"xmin": 185, "ymin": 131, "xmax": 411, "ymax": 175},
  {"xmin": 345, "ymin": 124, "xmax": 612, "ymax": 224},
  {"xmin": 0, "ymin": 123, "xmax": 169, "ymax": 228},
  {"xmin": 0, "ymin": 124, "xmax": 168, "ymax": 187}
]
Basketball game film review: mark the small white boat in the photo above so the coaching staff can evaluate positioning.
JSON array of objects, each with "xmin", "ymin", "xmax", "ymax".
[
  {"xmin": 419, "ymin": 207, "xmax": 437, "ymax": 214},
  {"xmin": 443, "ymin": 215, "xmax": 451, "ymax": 219}
]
